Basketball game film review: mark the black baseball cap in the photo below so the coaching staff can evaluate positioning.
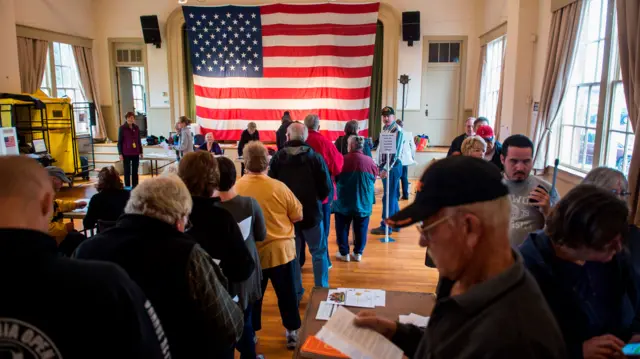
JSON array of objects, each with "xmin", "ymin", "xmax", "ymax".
[
  {"xmin": 381, "ymin": 106, "xmax": 395, "ymax": 116},
  {"xmin": 386, "ymin": 156, "xmax": 509, "ymax": 228}
]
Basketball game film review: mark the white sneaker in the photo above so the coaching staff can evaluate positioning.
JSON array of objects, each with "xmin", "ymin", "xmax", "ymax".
[
  {"xmin": 336, "ymin": 252, "xmax": 350, "ymax": 262},
  {"xmin": 286, "ymin": 329, "xmax": 298, "ymax": 350},
  {"xmin": 352, "ymin": 253, "xmax": 362, "ymax": 262}
]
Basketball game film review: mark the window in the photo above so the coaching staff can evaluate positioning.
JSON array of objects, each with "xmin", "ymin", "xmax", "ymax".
[
  {"xmin": 428, "ymin": 42, "xmax": 461, "ymax": 63},
  {"xmin": 130, "ymin": 67, "xmax": 146, "ymax": 114},
  {"xmin": 478, "ymin": 36, "xmax": 506, "ymax": 126},
  {"xmin": 40, "ymin": 42, "xmax": 89, "ymax": 134},
  {"xmin": 556, "ymin": 0, "xmax": 635, "ymax": 176}
]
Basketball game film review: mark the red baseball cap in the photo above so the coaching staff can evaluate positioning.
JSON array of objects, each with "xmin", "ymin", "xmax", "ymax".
[{"xmin": 476, "ymin": 125, "xmax": 495, "ymax": 140}]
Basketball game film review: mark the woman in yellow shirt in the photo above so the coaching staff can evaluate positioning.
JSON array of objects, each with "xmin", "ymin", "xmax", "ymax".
[{"xmin": 235, "ymin": 141, "xmax": 303, "ymax": 350}]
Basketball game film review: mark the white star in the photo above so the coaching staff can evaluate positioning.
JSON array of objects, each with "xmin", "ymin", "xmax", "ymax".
[
  {"xmin": 198, "ymin": 34, "xmax": 203, "ymax": 39},
  {"xmin": 229, "ymin": 39, "xmax": 234, "ymax": 45},
  {"xmin": 230, "ymin": 65, "xmax": 236, "ymax": 71},
  {"xmin": 246, "ymin": 33, "xmax": 251, "ymax": 38},
  {"xmin": 213, "ymin": 60, "xmax": 218, "ymax": 65},
  {"xmin": 196, "ymin": 20, "xmax": 201, "ymax": 26},
  {"xmin": 208, "ymin": 66, "xmax": 213, "ymax": 72},
  {"xmin": 191, "ymin": 26, "xmax": 197, "ymax": 32},
  {"xmin": 223, "ymin": 46, "xmax": 229, "ymax": 51},
  {"xmin": 222, "ymin": 33, "xmax": 228, "ymax": 39},
  {"xmin": 251, "ymin": 13, "xmax": 257, "ymax": 19},
  {"xmin": 206, "ymin": 53, "xmax": 212, "ymax": 59},
  {"xmin": 200, "ymin": 47, "xmax": 204, "ymax": 52},
  {"xmin": 189, "ymin": 13, "xmax": 194, "ymax": 18},
  {"xmin": 214, "ymin": 14, "xmax": 219, "ymax": 19},
  {"xmin": 195, "ymin": 53, "xmax": 200, "ymax": 58},
  {"xmin": 216, "ymin": 27, "xmax": 221, "ymax": 33},
  {"xmin": 221, "ymin": 20, "xmax": 226, "ymax": 25},
  {"xmin": 218, "ymin": 53, "xmax": 223, "ymax": 58},
  {"xmin": 253, "ymin": 53, "xmax": 259, "ymax": 58},
  {"xmin": 212, "ymin": 47, "xmax": 217, "ymax": 52},
  {"xmin": 225, "ymin": 59, "xmax": 230, "ymax": 64},
  {"xmin": 193, "ymin": 40, "xmax": 198, "ymax": 45},
  {"xmin": 253, "ymin": 40, "xmax": 258, "ymax": 45},
  {"xmin": 203, "ymin": 28, "xmax": 209, "ymax": 33},
  {"xmin": 235, "ymin": 59, "xmax": 240, "ymax": 64},
  {"xmin": 234, "ymin": 33, "xmax": 239, "ymax": 38},
  {"xmin": 254, "ymin": 66, "xmax": 260, "ymax": 71},
  {"xmin": 247, "ymin": 46, "xmax": 252, "ymax": 52},
  {"xmin": 252, "ymin": 26, "xmax": 257, "ymax": 32},
  {"xmin": 201, "ymin": 59, "xmax": 205, "ymax": 64},
  {"xmin": 226, "ymin": 12, "xmax": 231, "ymax": 18},
  {"xmin": 235, "ymin": 46, "xmax": 240, "ymax": 51},
  {"xmin": 227, "ymin": 26, "xmax": 233, "ymax": 32},
  {"xmin": 210, "ymin": 34, "xmax": 215, "ymax": 39},
  {"xmin": 246, "ymin": 20, "xmax": 250, "ymax": 25},
  {"xmin": 196, "ymin": 65, "xmax": 202, "ymax": 71},
  {"xmin": 242, "ymin": 65, "xmax": 247, "ymax": 71},
  {"xmin": 240, "ymin": 27, "xmax": 245, "ymax": 32},
  {"xmin": 220, "ymin": 66, "xmax": 225, "ymax": 71},
  {"xmin": 233, "ymin": 20, "xmax": 238, "ymax": 25},
  {"xmin": 209, "ymin": 21, "xmax": 214, "ymax": 26},
  {"xmin": 248, "ymin": 59, "xmax": 253, "ymax": 64},
  {"xmin": 217, "ymin": 40, "xmax": 223, "ymax": 46},
  {"xmin": 229, "ymin": 52, "xmax": 235, "ymax": 57},
  {"xmin": 241, "ymin": 53, "xmax": 247, "ymax": 58},
  {"xmin": 239, "ymin": 14, "xmax": 244, "ymax": 19},
  {"xmin": 241, "ymin": 40, "xmax": 246, "ymax": 45},
  {"xmin": 201, "ymin": 14, "xmax": 207, "ymax": 19},
  {"xmin": 205, "ymin": 40, "xmax": 210, "ymax": 46}
]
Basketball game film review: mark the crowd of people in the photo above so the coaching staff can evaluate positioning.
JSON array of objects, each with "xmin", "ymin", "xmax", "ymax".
[{"xmin": 1, "ymin": 108, "xmax": 639, "ymax": 359}]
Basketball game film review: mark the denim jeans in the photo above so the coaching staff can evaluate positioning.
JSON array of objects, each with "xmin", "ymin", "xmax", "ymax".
[
  {"xmin": 400, "ymin": 165, "xmax": 409, "ymax": 199},
  {"xmin": 335, "ymin": 213, "xmax": 370, "ymax": 256},
  {"xmin": 295, "ymin": 224, "xmax": 329, "ymax": 288},
  {"xmin": 380, "ymin": 162, "xmax": 403, "ymax": 227},
  {"xmin": 236, "ymin": 306, "xmax": 257, "ymax": 359},
  {"xmin": 322, "ymin": 202, "xmax": 332, "ymax": 267}
]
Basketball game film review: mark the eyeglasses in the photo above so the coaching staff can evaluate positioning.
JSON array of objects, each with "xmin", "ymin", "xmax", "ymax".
[{"xmin": 415, "ymin": 215, "xmax": 452, "ymax": 242}]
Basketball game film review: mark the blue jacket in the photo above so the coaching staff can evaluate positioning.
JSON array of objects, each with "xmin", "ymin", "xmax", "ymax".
[
  {"xmin": 332, "ymin": 150, "xmax": 378, "ymax": 217},
  {"xmin": 520, "ymin": 231, "xmax": 640, "ymax": 358}
]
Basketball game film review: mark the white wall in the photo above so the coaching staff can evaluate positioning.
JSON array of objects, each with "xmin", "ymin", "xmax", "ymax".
[
  {"xmin": 0, "ymin": 0, "xmax": 21, "ymax": 93},
  {"xmin": 13, "ymin": 0, "xmax": 96, "ymax": 39}
]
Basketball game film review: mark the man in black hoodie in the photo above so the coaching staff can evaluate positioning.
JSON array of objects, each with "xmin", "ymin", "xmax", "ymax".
[
  {"xmin": 276, "ymin": 111, "xmax": 293, "ymax": 150},
  {"xmin": 0, "ymin": 156, "xmax": 170, "ymax": 359},
  {"xmin": 269, "ymin": 122, "xmax": 332, "ymax": 294}
]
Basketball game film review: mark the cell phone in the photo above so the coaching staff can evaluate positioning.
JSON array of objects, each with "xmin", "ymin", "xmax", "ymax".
[
  {"xmin": 529, "ymin": 185, "xmax": 549, "ymax": 204},
  {"xmin": 623, "ymin": 343, "xmax": 640, "ymax": 355}
]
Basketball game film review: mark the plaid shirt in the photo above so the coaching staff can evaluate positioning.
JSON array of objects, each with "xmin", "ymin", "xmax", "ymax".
[{"xmin": 187, "ymin": 244, "xmax": 244, "ymax": 346}]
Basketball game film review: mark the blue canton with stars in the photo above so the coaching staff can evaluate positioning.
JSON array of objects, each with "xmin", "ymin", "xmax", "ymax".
[{"xmin": 183, "ymin": 6, "xmax": 263, "ymax": 78}]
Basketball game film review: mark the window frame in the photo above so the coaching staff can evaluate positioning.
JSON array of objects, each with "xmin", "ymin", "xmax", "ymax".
[{"xmin": 478, "ymin": 35, "xmax": 506, "ymax": 127}]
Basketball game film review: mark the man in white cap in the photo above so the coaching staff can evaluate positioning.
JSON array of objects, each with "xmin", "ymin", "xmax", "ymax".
[{"xmin": 46, "ymin": 166, "xmax": 87, "ymax": 255}]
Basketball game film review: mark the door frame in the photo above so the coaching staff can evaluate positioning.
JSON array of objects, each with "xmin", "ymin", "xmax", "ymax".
[{"xmin": 420, "ymin": 36, "xmax": 468, "ymax": 135}]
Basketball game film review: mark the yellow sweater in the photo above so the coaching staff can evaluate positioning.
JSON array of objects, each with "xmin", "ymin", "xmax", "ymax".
[
  {"xmin": 235, "ymin": 174, "xmax": 302, "ymax": 269},
  {"xmin": 49, "ymin": 199, "xmax": 76, "ymax": 244}
]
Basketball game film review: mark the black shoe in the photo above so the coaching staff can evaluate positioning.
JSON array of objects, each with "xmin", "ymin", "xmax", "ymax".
[
  {"xmin": 370, "ymin": 226, "xmax": 390, "ymax": 235},
  {"xmin": 401, "ymin": 197, "xmax": 409, "ymax": 201}
]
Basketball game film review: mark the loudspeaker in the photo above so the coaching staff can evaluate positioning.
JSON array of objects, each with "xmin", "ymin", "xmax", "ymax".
[
  {"xmin": 140, "ymin": 15, "xmax": 161, "ymax": 48},
  {"xmin": 402, "ymin": 11, "xmax": 420, "ymax": 46}
]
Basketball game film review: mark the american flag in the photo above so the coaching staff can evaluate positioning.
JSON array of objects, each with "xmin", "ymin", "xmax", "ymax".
[{"xmin": 182, "ymin": 3, "xmax": 380, "ymax": 142}]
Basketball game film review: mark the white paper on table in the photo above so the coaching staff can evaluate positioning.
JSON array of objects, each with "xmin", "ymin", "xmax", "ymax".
[
  {"xmin": 338, "ymin": 288, "xmax": 385, "ymax": 307},
  {"xmin": 399, "ymin": 313, "xmax": 430, "ymax": 328},
  {"xmin": 345, "ymin": 289, "xmax": 375, "ymax": 308},
  {"xmin": 237, "ymin": 217, "xmax": 252, "ymax": 241},
  {"xmin": 316, "ymin": 306, "xmax": 403, "ymax": 359},
  {"xmin": 327, "ymin": 289, "xmax": 347, "ymax": 305},
  {"xmin": 316, "ymin": 301, "xmax": 339, "ymax": 321}
]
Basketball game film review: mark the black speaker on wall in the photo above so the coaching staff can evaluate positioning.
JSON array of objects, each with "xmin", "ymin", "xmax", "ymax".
[
  {"xmin": 402, "ymin": 11, "xmax": 420, "ymax": 47},
  {"xmin": 140, "ymin": 15, "xmax": 162, "ymax": 48}
]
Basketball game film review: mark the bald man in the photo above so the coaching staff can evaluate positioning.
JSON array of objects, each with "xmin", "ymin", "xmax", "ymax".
[{"xmin": 0, "ymin": 156, "xmax": 171, "ymax": 359}]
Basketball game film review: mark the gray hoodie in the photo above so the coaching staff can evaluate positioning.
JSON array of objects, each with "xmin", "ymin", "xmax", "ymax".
[{"xmin": 178, "ymin": 126, "xmax": 194, "ymax": 155}]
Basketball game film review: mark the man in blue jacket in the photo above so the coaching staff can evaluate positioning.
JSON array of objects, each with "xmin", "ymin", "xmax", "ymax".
[
  {"xmin": 520, "ymin": 184, "xmax": 640, "ymax": 359},
  {"xmin": 269, "ymin": 122, "xmax": 332, "ymax": 292}
]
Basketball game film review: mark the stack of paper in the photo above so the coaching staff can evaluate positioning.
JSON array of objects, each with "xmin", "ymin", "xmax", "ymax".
[
  {"xmin": 399, "ymin": 313, "xmax": 430, "ymax": 328},
  {"xmin": 326, "ymin": 288, "xmax": 386, "ymax": 308}
]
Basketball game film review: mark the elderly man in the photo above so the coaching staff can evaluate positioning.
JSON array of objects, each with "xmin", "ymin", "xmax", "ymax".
[
  {"xmin": 76, "ymin": 176, "xmax": 244, "ymax": 358},
  {"xmin": 304, "ymin": 114, "xmax": 344, "ymax": 267},
  {"xmin": 356, "ymin": 156, "xmax": 567, "ymax": 358},
  {"xmin": 333, "ymin": 136, "xmax": 378, "ymax": 262},
  {"xmin": 475, "ymin": 125, "xmax": 503, "ymax": 171},
  {"xmin": 47, "ymin": 166, "xmax": 87, "ymax": 256},
  {"xmin": 447, "ymin": 117, "xmax": 476, "ymax": 156},
  {"xmin": 269, "ymin": 122, "xmax": 332, "ymax": 289},
  {"xmin": 501, "ymin": 135, "xmax": 559, "ymax": 247},
  {"xmin": 371, "ymin": 106, "xmax": 404, "ymax": 235},
  {"xmin": 0, "ymin": 156, "xmax": 170, "ymax": 359}
]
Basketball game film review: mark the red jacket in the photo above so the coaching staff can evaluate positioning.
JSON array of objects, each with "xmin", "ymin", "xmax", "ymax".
[{"xmin": 306, "ymin": 130, "xmax": 344, "ymax": 202}]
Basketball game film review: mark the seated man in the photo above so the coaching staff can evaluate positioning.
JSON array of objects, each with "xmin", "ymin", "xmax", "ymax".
[
  {"xmin": 357, "ymin": 156, "xmax": 567, "ymax": 358},
  {"xmin": 475, "ymin": 125, "xmax": 503, "ymax": 171},
  {"xmin": 520, "ymin": 185, "xmax": 640, "ymax": 359},
  {"xmin": 0, "ymin": 156, "xmax": 170, "ymax": 359},
  {"xmin": 47, "ymin": 166, "xmax": 87, "ymax": 256},
  {"xmin": 446, "ymin": 117, "xmax": 475, "ymax": 156}
]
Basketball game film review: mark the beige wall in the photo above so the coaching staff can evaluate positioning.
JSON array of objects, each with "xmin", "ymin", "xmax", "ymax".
[{"xmin": 0, "ymin": 0, "xmax": 21, "ymax": 93}]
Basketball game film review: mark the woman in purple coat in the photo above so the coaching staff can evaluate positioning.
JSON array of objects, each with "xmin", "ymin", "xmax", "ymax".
[{"xmin": 117, "ymin": 112, "xmax": 143, "ymax": 188}]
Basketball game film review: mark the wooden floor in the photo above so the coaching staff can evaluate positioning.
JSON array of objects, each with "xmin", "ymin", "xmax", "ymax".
[{"xmin": 58, "ymin": 176, "xmax": 439, "ymax": 359}]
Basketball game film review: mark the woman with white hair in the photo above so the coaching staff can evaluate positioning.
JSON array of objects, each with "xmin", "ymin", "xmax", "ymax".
[
  {"xmin": 75, "ymin": 176, "xmax": 244, "ymax": 358},
  {"xmin": 460, "ymin": 135, "xmax": 487, "ymax": 159}
]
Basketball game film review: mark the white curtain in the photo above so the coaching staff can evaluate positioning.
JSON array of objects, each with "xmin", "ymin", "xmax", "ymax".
[
  {"xmin": 72, "ymin": 46, "xmax": 107, "ymax": 140},
  {"xmin": 16, "ymin": 37, "xmax": 49, "ymax": 94}
]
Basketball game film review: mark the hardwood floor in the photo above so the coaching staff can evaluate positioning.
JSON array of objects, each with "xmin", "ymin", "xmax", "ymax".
[{"xmin": 58, "ymin": 176, "xmax": 439, "ymax": 359}]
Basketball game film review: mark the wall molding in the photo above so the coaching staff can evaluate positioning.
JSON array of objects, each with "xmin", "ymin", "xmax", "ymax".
[{"xmin": 164, "ymin": 2, "xmax": 401, "ymax": 126}]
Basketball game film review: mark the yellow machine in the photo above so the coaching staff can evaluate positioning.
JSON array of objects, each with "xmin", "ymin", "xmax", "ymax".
[{"xmin": 0, "ymin": 91, "xmax": 83, "ymax": 175}]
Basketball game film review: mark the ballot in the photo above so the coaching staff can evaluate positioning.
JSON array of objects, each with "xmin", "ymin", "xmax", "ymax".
[{"xmin": 315, "ymin": 306, "xmax": 403, "ymax": 359}]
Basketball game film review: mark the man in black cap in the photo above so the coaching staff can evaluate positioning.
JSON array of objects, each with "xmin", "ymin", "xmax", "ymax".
[
  {"xmin": 355, "ymin": 156, "xmax": 567, "ymax": 358},
  {"xmin": 370, "ymin": 106, "xmax": 404, "ymax": 235}
]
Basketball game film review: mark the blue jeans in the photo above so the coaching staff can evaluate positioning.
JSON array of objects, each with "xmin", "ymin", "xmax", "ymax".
[
  {"xmin": 381, "ymin": 162, "xmax": 403, "ymax": 227},
  {"xmin": 400, "ymin": 165, "xmax": 409, "ymax": 199},
  {"xmin": 236, "ymin": 306, "xmax": 257, "ymax": 359},
  {"xmin": 295, "ymin": 224, "xmax": 329, "ymax": 289},
  {"xmin": 322, "ymin": 202, "xmax": 332, "ymax": 266},
  {"xmin": 335, "ymin": 213, "xmax": 370, "ymax": 255}
]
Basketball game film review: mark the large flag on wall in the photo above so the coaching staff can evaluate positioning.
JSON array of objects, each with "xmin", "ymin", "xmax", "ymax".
[{"xmin": 182, "ymin": 3, "xmax": 380, "ymax": 142}]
